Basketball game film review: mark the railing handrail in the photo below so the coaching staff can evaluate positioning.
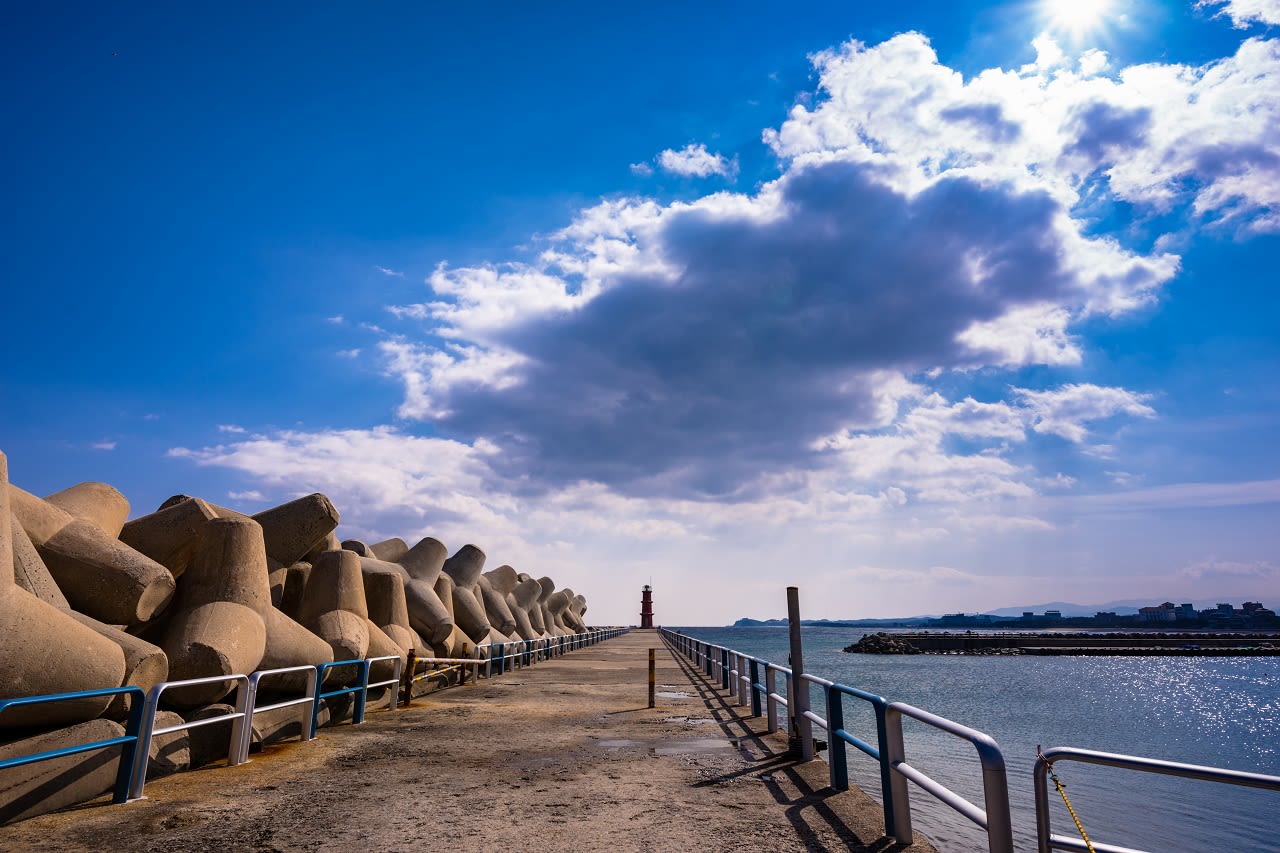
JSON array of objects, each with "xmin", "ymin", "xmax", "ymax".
[
  {"xmin": 662, "ymin": 628, "xmax": 1012, "ymax": 851},
  {"xmin": 0, "ymin": 626, "xmax": 624, "ymax": 817},
  {"xmin": 128, "ymin": 673, "xmax": 253, "ymax": 800},
  {"xmin": 1034, "ymin": 746, "xmax": 1280, "ymax": 853},
  {"xmin": 0, "ymin": 686, "xmax": 147, "ymax": 806}
]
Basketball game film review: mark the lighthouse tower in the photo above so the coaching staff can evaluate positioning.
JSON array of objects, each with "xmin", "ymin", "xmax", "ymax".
[{"xmin": 640, "ymin": 584, "xmax": 654, "ymax": 628}]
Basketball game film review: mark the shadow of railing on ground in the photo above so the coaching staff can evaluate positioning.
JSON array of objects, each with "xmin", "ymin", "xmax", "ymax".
[{"xmin": 665, "ymin": 643, "xmax": 915, "ymax": 853}]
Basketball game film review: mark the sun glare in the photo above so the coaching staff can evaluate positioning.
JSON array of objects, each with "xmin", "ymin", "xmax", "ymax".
[{"xmin": 1045, "ymin": 0, "xmax": 1112, "ymax": 34}]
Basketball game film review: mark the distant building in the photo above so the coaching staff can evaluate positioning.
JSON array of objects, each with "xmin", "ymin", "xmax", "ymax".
[
  {"xmin": 1204, "ymin": 603, "xmax": 1242, "ymax": 623},
  {"xmin": 1176, "ymin": 603, "xmax": 1196, "ymax": 620},
  {"xmin": 1022, "ymin": 611, "xmax": 1035, "ymax": 620},
  {"xmin": 1139, "ymin": 603, "xmax": 1176, "ymax": 622},
  {"xmin": 1044, "ymin": 610, "xmax": 1062, "ymax": 620},
  {"xmin": 1243, "ymin": 602, "xmax": 1276, "ymax": 620}
]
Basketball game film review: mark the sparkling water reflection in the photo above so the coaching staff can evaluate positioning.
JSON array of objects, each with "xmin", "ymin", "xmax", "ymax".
[{"xmin": 678, "ymin": 626, "xmax": 1280, "ymax": 852}]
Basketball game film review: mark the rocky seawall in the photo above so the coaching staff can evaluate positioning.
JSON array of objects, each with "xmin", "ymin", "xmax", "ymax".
[{"xmin": 844, "ymin": 631, "xmax": 1280, "ymax": 655}]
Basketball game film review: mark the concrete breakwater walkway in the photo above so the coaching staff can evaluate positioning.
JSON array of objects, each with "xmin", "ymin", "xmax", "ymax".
[{"xmin": 0, "ymin": 630, "xmax": 937, "ymax": 853}]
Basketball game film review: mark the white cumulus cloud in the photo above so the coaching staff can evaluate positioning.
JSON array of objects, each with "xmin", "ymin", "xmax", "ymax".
[{"xmin": 656, "ymin": 143, "xmax": 739, "ymax": 179}]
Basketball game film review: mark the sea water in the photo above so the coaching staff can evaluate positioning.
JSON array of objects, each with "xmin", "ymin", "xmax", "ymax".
[{"xmin": 677, "ymin": 625, "xmax": 1280, "ymax": 852}]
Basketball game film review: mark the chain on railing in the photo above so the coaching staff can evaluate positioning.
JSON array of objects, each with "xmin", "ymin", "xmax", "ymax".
[{"xmin": 1033, "ymin": 746, "xmax": 1280, "ymax": 853}]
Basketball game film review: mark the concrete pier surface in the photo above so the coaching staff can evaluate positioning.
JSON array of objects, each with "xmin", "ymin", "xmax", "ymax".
[{"xmin": 0, "ymin": 629, "xmax": 937, "ymax": 853}]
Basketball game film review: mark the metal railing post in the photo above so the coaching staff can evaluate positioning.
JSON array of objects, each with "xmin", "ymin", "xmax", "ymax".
[
  {"xmin": 981, "ymin": 753, "xmax": 1013, "ymax": 853},
  {"xmin": 353, "ymin": 659, "xmax": 372, "ymax": 724},
  {"xmin": 1033, "ymin": 756, "xmax": 1053, "ymax": 853},
  {"xmin": 826, "ymin": 685, "xmax": 848, "ymax": 791},
  {"xmin": 765, "ymin": 666, "xmax": 779, "ymax": 732},
  {"xmin": 874, "ymin": 701, "xmax": 897, "ymax": 837},
  {"xmin": 884, "ymin": 705, "xmax": 914, "ymax": 844},
  {"xmin": 721, "ymin": 648, "xmax": 730, "ymax": 690},
  {"xmin": 749, "ymin": 659, "xmax": 761, "ymax": 717}
]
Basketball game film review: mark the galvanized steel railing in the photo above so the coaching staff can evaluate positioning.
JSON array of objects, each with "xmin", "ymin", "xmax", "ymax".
[
  {"xmin": 128, "ymin": 673, "xmax": 253, "ymax": 799},
  {"xmin": 2, "ymin": 627, "xmax": 627, "ymax": 810},
  {"xmin": 885, "ymin": 700, "xmax": 1013, "ymax": 849},
  {"xmin": 665, "ymin": 628, "xmax": 1280, "ymax": 853},
  {"xmin": 1033, "ymin": 747, "xmax": 1280, "ymax": 853},
  {"xmin": 663, "ymin": 628, "xmax": 1012, "ymax": 852}
]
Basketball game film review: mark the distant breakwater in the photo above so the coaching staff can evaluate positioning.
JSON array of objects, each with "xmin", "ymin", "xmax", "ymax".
[{"xmin": 844, "ymin": 631, "xmax": 1280, "ymax": 655}]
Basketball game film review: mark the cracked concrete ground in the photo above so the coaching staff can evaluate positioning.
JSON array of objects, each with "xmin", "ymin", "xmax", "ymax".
[{"xmin": 0, "ymin": 629, "xmax": 937, "ymax": 853}]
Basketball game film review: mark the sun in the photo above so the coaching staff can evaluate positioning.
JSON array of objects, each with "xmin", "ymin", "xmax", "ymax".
[{"xmin": 1044, "ymin": 0, "xmax": 1112, "ymax": 34}]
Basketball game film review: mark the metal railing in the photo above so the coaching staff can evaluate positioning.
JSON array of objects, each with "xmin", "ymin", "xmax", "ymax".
[
  {"xmin": 0, "ymin": 687, "xmax": 146, "ymax": 806},
  {"xmin": 1034, "ymin": 747, "xmax": 1280, "ymax": 853},
  {"xmin": 241, "ymin": 665, "xmax": 320, "ymax": 762},
  {"xmin": 399, "ymin": 629, "xmax": 627, "ymax": 698},
  {"xmin": 665, "ymin": 627, "xmax": 1280, "ymax": 853},
  {"xmin": 885, "ymin": 700, "xmax": 1012, "ymax": 850},
  {"xmin": 128, "ymin": 674, "xmax": 252, "ymax": 799},
  {"xmin": 663, "ymin": 628, "xmax": 1012, "ymax": 852},
  {"xmin": 799, "ymin": 672, "xmax": 898, "ymax": 834},
  {"xmin": 2, "ymin": 626, "xmax": 628, "ymax": 813}
]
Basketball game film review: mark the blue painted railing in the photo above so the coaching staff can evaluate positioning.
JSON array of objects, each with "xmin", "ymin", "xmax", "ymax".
[
  {"xmin": 1, "ymin": 627, "xmax": 627, "ymax": 813},
  {"xmin": 662, "ymin": 627, "xmax": 1011, "ymax": 852},
  {"xmin": 0, "ymin": 687, "xmax": 147, "ymax": 806},
  {"xmin": 662, "ymin": 627, "xmax": 1280, "ymax": 853}
]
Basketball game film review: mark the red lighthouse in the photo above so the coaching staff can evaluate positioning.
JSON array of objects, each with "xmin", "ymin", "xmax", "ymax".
[{"xmin": 640, "ymin": 584, "xmax": 654, "ymax": 628}]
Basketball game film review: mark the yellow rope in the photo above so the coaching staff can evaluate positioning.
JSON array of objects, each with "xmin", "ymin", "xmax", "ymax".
[{"xmin": 1040, "ymin": 749, "xmax": 1097, "ymax": 853}]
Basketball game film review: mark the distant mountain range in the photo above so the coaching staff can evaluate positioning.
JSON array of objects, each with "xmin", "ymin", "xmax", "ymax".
[
  {"xmin": 983, "ymin": 600, "xmax": 1146, "ymax": 617},
  {"xmin": 732, "ymin": 598, "xmax": 1245, "ymax": 626}
]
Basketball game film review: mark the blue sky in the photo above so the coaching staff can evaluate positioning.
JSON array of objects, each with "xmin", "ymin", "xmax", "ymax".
[{"xmin": 3, "ymin": 1, "xmax": 1278, "ymax": 625}]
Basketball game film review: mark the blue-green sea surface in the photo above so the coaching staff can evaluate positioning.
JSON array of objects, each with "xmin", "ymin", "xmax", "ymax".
[{"xmin": 675, "ymin": 626, "xmax": 1280, "ymax": 853}]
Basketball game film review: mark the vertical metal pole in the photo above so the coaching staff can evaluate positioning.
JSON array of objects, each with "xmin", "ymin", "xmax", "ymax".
[
  {"xmin": 826, "ymin": 687, "xmax": 848, "ymax": 790},
  {"xmin": 119, "ymin": 688, "xmax": 148, "ymax": 802},
  {"xmin": 353, "ymin": 660, "xmax": 371, "ymax": 725},
  {"xmin": 309, "ymin": 664, "xmax": 327, "ymax": 740},
  {"xmin": 228, "ymin": 682, "xmax": 251, "ymax": 766},
  {"xmin": 749, "ymin": 659, "xmax": 761, "ymax": 717},
  {"xmin": 884, "ymin": 706, "xmax": 913, "ymax": 844},
  {"xmin": 1034, "ymin": 756, "xmax": 1054, "ymax": 853},
  {"xmin": 981, "ymin": 758, "xmax": 1014, "ymax": 853},
  {"xmin": 874, "ymin": 702, "xmax": 896, "ymax": 836},
  {"xmin": 721, "ymin": 649, "xmax": 730, "ymax": 690},
  {"xmin": 787, "ymin": 586, "xmax": 814, "ymax": 761},
  {"xmin": 648, "ymin": 648, "xmax": 656, "ymax": 709},
  {"xmin": 765, "ymin": 666, "xmax": 779, "ymax": 732}
]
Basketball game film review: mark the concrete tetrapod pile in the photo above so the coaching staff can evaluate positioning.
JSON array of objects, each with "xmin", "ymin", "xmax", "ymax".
[{"xmin": 0, "ymin": 448, "xmax": 594, "ymax": 824}]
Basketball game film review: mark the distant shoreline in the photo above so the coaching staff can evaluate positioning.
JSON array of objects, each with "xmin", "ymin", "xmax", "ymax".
[{"xmin": 844, "ymin": 631, "xmax": 1280, "ymax": 655}]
